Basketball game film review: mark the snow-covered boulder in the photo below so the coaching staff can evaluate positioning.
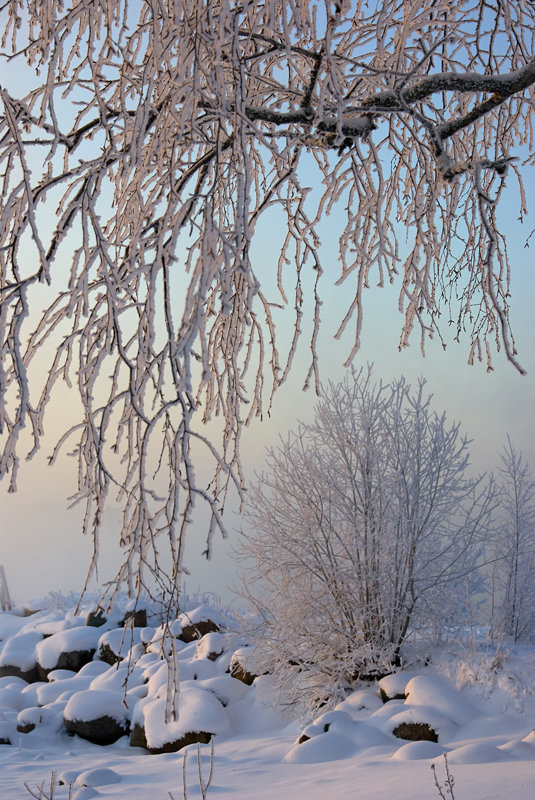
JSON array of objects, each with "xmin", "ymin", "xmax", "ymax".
[
  {"xmin": 16, "ymin": 705, "xmax": 43, "ymax": 734},
  {"xmin": 404, "ymin": 673, "xmax": 480, "ymax": 726},
  {"xmin": 229, "ymin": 646, "xmax": 259, "ymax": 686},
  {"xmin": 0, "ymin": 630, "xmax": 43, "ymax": 682},
  {"xmin": 85, "ymin": 610, "xmax": 107, "ymax": 628},
  {"xmin": 16, "ymin": 704, "xmax": 65, "ymax": 734},
  {"xmin": 382, "ymin": 704, "xmax": 456, "ymax": 742},
  {"xmin": 378, "ymin": 671, "xmax": 419, "ymax": 702},
  {"xmin": 130, "ymin": 685, "xmax": 228, "ymax": 753},
  {"xmin": 97, "ymin": 627, "xmax": 144, "ymax": 665},
  {"xmin": 392, "ymin": 720, "xmax": 439, "ymax": 742},
  {"xmin": 194, "ymin": 631, "xmax": 229, "ymax": 662},
  {"xmin": 178, "ymin": 606, "xmax": 224, "ymax": 643},
  {"xmin": 18, "ymin": 700, "xmax": 68, "ymax": 736},
  {"xmin": 36, "ymin": 627, "xmax": 102, "ymax": 678},
  {"xmin": 122, "ymin": 608, "xmax": 147, "ymax": 628},
  {"xmin": 63, "ymin": 689, "xmax": 131, "ymax": 744}
]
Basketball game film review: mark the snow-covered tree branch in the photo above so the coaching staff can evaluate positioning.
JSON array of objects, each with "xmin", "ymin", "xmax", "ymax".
[{"xmin": 0, "ymin": 1, "xmax": 533, "ymax": 597}]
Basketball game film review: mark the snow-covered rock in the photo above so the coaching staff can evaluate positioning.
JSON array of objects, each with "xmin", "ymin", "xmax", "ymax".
[
  {"xmin": 97, "ymin": 627, "xmax": 144, "ymax": 665},
  {"xmin": 63, "ymin": 689, "xmax": 131, "ymax": 745},
  {"xmin": 0, "ymin": 630, "xmax": 43, "ymax": 682},
  {"xmin": 229, "ymin": 646, "xmax": 260, "ymax": 686},
  {"xmin": 178, "ymin": 605, "xmax": 224, "ymax": 642},
  {"xmin": 378, "ymin": 670, "xmax": 419, "ymax": 702},
  {"xmin": 378, "ymin": 703, "xmax": 457, "ymax": 741},
  {"xmin": 131, "ymin": 685, "xmax": 228, "ymax": 753},
  {"xmin": 36, "ymin": 627, "xmax": 102, "ymax": 676}
]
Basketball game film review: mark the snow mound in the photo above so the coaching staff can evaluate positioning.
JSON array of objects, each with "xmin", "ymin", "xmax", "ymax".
[
  {"xmin": 137, "ymin": 686, "xmax": 228, "ymax": 749},
  {"xmin": 75, "ymin": 767, "xmax": 121, "ymax": 787},
  {"xmin": 0, "ymin": 613, "xmax": 28, "ymax": 641},
  {"xmin": 285, "ymin": 728, "xmax": 358, "ymax": 763},
  {"xmin": 98, "ymin": 627, "xmax": 143, "ymax": 662},
  {"xmin": 179, "ymin": 605, "xmax": 226, "ymax": 628},
  {"xmin": 0, "ymin": 685, "xmax": 31, "ymax": 711},
  {"xmin": 89, "ymin": 664, "xmax": 145, "ymax": 695},
  {"xmin": 499, "ymin": 738, "xmax": 535, "ymax": 759},
  {"xmin": 36, "ymin": 674, "xmax": 93, "ymax": 706},
  {"xmin": 392, "ymin": 740, "xmax": 448, "ymax": 760},
  {"xmin": 0, "ymin": 631, "xmax": 43, "ymax": 671},
  {"xmin": 64, "ymin": 690, "xmax": 131, "ymax": 725},
  {"xmin": 335, "ymin": 688, "xmax": 384, "ymax": 717},
  {"xmin": 404, "ymin": 673, "xmax": 480, "ymax": 725},
  {"xmin": 441, "ymin": 742, "xmax": 511, "ymax": 764},
  {"xmin": 36, "ymin": 627, "xmax": 102, "ymax": 670},
  {"xmin": 72, "ymin": 788, "xmax": 101, "ymax": 800}
]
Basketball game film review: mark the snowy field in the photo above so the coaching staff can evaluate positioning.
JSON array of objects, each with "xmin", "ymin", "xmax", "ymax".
[{"xmin": 0, "ymin": 595, "xmax": 534, "ymax": 800}]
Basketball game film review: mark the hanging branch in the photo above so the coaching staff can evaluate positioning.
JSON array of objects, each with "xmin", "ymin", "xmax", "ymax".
[{"xmin": 0, "ymin": 0, "xmax": 534, "ymax": 600}]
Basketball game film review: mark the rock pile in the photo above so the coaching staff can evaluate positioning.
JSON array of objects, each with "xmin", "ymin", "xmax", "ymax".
[{"xmin": 0, "ymin": 599, "xmax": 254, "ymax": 753}]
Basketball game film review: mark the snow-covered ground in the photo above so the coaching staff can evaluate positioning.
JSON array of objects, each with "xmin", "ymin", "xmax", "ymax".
[{"xmin": 0, "ymin": 595, "xmax": 534, "ymax": 800}]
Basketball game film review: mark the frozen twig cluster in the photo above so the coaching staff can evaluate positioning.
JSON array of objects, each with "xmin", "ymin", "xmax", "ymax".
[
  {"xmin": 431, "ymin": 754, "xmax": 456, "ymax": 800},
  {"xmin": 23, "ymin": 771, "xmax": 72, "ymax": 800},
  {"xmin": 0, "ymin": 1, "xmax": 534, "ymax": 596},
  {"xmin": 169, "ymin": 737, "xmax": 214, "ymax": 800}
]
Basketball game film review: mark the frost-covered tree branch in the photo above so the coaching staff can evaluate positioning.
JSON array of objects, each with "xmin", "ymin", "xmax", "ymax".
[{"xmin": 0, "ymin": 0, "xmax": 533, "ymax": 598}]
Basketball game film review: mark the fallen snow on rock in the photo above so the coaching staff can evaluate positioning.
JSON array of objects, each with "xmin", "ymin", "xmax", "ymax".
[
  {"xmin": 0, "ymin": 630, "xmax": 43, "ymax": 671},
  {"xmin": 0, "ymin": 596, "xmax": 534, "ymax": 800},
  {"xmin": 98, "ymin": 628, "xmax": 143, "ymax": 663},
  {"xmin": 36, "ymin": 628, "xmax": 102, "ymax": 671},
  {"xmin": 64, "ymin": 689, "xmax": 132, "ymax": 726},
  {"xmin": 136, "ymin": 686, "xmax": 229, "ymax": 750}
]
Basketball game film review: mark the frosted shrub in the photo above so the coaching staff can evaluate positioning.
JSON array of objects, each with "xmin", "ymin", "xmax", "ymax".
[{"xmin": 238, "ymin": 368, "xmax": 495, "ymax": 711}]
